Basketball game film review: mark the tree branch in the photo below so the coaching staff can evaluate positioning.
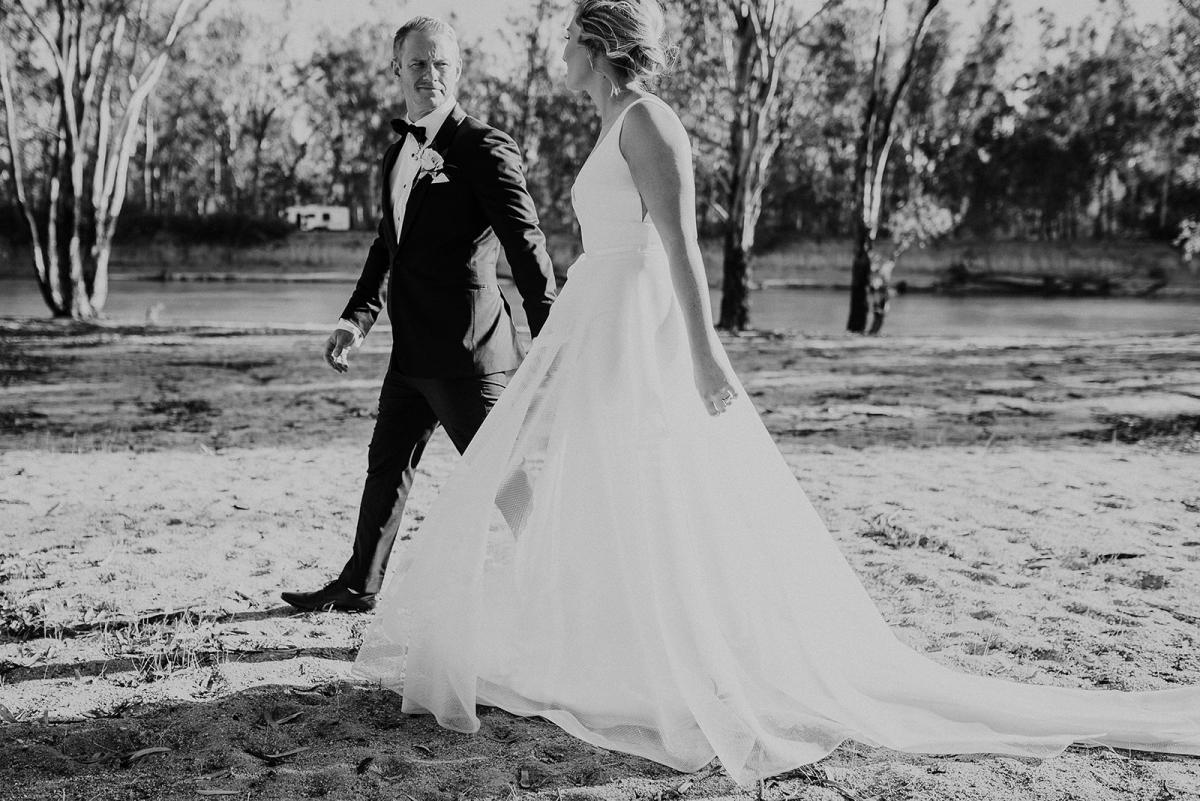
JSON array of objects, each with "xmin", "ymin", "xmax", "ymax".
[
  {"xmin": 779, "ymin": 0, "xmax": 841, "ymax": 52},
  {"xmin": 876, "ymin": 0, "xmax": 941, "ymax": 157},
  {"xmin": 98, "ymin": 0, "xmax": 210, "ymax": 241},
  {"xmin": 16, "ymin": 0, "xmax": 68, "ymax": 77},
  {"xmin": 91, "ymin": 20, "xmax": 122, "ymax": 216},
  {"xmin": 861, "ymin": 0, "xmax": 888, "ymax": 165}
]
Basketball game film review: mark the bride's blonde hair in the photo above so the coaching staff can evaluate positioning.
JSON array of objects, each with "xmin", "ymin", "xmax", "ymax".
[{"xmin": 573, "ymin": 0, "xmax": 676, "ymax": 86}]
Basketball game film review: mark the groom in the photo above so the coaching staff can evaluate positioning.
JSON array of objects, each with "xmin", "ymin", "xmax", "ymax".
[{"xmin": 282, "ymin": 17, "xmax": 557, "ymax": 612}]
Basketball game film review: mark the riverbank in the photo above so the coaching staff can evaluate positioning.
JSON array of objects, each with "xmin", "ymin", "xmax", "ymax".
[
  {"xmin": 1, "ymin": 321, "xmax": 1199, "ymax": 800},
  {"xmin": 6, "ymin": 281, "xmax": 1199, "ymax": 337},
  {"xmin": 87, "ymin": 270, "xmax": 1200, "ymax": 298},
  {"xmin": 4, "ymin": 233, "xmax": 1197, "ymax": 296}
]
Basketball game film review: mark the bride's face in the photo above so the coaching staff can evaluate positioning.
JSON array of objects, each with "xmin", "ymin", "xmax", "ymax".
[{"xmin": 561, "ymin": 20, "xmax": 594, "ymax": 92}]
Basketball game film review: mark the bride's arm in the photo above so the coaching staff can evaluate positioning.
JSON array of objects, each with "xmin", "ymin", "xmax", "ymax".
[{"xmin": 620, "ymin": 101, "xmax": 739, "ymax": 415}]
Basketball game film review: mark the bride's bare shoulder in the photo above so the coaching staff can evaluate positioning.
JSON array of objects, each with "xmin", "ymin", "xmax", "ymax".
[{"xmin": 619, "ymin": 96, "xmax": 689, "ymax": 157}]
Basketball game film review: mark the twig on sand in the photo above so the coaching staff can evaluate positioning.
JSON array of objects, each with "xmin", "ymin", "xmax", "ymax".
[
  {"xmin": 244, "ymin": 746, "xmax": 310, "ymax": 765},
  {"xmin": 1145, "ymin": 601, "xmax": 1200, "ymax": 626},
  {"xmin": 122, "ymin": 746, "xmax": 171, "ymax": 767},
  {"xmin": 776, "ymin": 764, "xmax": 870, "ymax": 801},
  {"xmin": 413, "ymin": 755, "xmax": 489, "ymax": 766},
  {"xmin": 1088, "ymin": 769, "xmax": 1130, "ymax": 793}
]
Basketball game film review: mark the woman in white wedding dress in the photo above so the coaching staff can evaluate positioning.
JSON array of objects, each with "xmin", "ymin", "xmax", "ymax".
[{"xmin": 354, "ymin": 0, "xmax": 1200, "ymax": 785}]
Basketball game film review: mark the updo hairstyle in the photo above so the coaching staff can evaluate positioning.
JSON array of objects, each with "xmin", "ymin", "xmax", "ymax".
[{"xmin": 573, "ymin": 0, "xmax": 676, "ymax": 85}]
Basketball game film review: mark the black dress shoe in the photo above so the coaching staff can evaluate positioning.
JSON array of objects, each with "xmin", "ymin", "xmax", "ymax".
[{"xmin": 281, "ymin": 580, "xmax": 376, "ymax": 612}]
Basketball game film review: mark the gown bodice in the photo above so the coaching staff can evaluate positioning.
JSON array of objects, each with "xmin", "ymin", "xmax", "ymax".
[{"xmin": 570, "ymin": 96, "xmax": 678, "ymax": 258}]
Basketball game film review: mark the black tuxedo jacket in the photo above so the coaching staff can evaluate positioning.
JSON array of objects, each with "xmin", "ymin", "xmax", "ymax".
[{"xmin": 340, "ymin": 104, "xmax": 557, "ymax": 377}]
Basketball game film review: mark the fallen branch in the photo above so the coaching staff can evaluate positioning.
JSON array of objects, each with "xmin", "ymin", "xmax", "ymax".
[{"xmin": 1145, "ymin": 601, "xmax": 1200, "ymax": 626}]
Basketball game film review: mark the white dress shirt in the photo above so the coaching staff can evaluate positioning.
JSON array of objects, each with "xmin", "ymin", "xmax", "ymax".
[
  {"xmin": 337, "ymin": 96, "xmax": 458, "ymax": 345},
  {"xmin": 389, "ymin": 97, "xmax": 457, "ymax": 239}
]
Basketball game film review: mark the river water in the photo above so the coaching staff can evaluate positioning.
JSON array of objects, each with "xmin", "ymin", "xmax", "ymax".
[{"xmin": 0, "ymin": 279, "xmax": 1197, "ymax": 336}]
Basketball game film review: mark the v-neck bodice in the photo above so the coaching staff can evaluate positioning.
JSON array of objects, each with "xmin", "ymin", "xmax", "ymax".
[{"xmin": 570, "ymin": 95, "xmax": 679, "ymax": 257}]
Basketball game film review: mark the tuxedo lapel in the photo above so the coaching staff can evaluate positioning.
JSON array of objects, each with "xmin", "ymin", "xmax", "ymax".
[{"xmin": 396, "ymin": 104, "xmax": 466, "ymax": 251}]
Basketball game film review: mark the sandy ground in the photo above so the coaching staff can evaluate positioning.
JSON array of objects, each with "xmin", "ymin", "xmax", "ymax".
[{"xmin": 1, "ymin": 320, "xmax": 1199, "ymax": 800}]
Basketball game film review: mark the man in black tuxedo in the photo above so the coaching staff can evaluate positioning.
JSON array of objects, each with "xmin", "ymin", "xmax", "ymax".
[{"xmin": 282, "ymin": 17, "xmax": 556, "ymax": 612}]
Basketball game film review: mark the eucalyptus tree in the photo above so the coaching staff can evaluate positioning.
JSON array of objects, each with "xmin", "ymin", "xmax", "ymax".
[
  {"xmin": 0, "ymin": 0, "xmax": 211, "ymax": 319},
  {"xmin": 718, "ymin": 0, "xmax": 841, "ymax": 331},
  {"xmin": 845, "ymin": 0, "xmax": 941, "ymax": 335},
  {"xmin": 665, "ymin": 0, "xmax": 840, "ymax": 331}
]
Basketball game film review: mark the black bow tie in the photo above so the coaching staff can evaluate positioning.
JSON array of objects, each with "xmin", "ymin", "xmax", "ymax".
[{"xmin": 391, "ymin": 119, "xmax": 426, "ymax": 144}]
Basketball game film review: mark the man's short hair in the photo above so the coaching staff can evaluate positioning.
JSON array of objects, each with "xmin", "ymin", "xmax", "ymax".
[{"xmin": 393, "ymin": 16, "xmax": 459, "ymax": 53}]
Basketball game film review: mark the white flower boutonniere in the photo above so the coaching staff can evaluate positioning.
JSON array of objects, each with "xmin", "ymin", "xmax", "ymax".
[{"xmin": 417, "ymin": 149, "xmax": 447, "ymax": 183}]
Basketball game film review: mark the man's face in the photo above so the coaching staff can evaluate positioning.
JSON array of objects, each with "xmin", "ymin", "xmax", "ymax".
[{"xmin": 392, "ymin": 30, "xmax": 461, "ymax": 119}]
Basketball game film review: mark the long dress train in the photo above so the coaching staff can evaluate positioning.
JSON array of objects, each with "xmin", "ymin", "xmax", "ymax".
[{"xmin": 353, "ymin": 96, "xmax": 1200, "ymax": 785}]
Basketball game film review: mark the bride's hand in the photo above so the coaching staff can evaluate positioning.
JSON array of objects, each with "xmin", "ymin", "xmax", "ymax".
[{"xmin": 694, "ymin": 355, "xmax": 739, "ymax": 416}]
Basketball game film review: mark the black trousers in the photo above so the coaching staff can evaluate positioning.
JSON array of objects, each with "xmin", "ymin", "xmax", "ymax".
[{"xmin": 338, "ymin": 368, "xmax": 512, "ymax": 594}]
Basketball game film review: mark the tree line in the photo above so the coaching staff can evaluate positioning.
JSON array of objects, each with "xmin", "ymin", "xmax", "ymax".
[{"xmin": 2, "ymin": 0, "xmax": 1199, "ymax": 331}]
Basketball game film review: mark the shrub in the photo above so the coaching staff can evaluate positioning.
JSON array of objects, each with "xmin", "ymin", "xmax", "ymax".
[
  {"xmin": 1175, "ymin": 218, "xmax": 1200, "ymax": 268},
  {"xmin": 115, "ymin": 212, "xmax": 293, "ymax": 245},
  {"xmin": 0, "ymin": 207, "xmax": 293, "ymax": 247}
]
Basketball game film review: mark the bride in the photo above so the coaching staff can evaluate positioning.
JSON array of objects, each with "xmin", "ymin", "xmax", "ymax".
[{"xmin": 354, "ymin": 0, "xmax": 1200, "ymax": 785}]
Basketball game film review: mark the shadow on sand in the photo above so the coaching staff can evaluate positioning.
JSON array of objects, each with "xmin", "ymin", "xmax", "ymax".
[{"xmin": 2, "ymin": 681, "xmax": 699, "ymax": 801}]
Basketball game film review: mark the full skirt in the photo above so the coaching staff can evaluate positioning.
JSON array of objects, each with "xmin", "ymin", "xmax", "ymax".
[{"xmin": 354, "ymin": 246, "xmax": 1200, "ymax": 785}]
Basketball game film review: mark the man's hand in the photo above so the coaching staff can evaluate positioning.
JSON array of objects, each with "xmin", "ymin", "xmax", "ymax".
[{"xmin": 325, "ymin": 328, "xmax": 357, "ymax": 373}]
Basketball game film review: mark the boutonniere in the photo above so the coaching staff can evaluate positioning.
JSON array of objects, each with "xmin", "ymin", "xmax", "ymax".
[{"xmin": 417, "ymin": 149, "xmax": 447, "ymax": 182}]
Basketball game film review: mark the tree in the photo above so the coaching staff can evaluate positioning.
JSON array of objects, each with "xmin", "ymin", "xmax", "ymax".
[
  {"xmin": 300, "ymin": 25, "xmax": 395, "ymax": 227},
  {"xmin": 750, "ymin": 9, "xmax": 862, "ymax": 243},
  {"xmin": 0, "ymin": 0, "xmax": 210, "ymax": 319},
  {"xmin": 867, "ymin": 194, "xmax": 955, "ymax": 333},
  {"xmin": 845, "ymin": 0, "xmax": 941, "ymax": 334},
  {"xmin": 1144, "ymin": 1, "xmax": 1200, "ymax": 236},
  {"xmin": 713, "ymin": 0, "xmax": 840, "ymax": 331},
  {"xmin": 1177, "ymin": 218, "xmax": 1200, "ymax": 265},
  {"xmin": 999, "ymin": 8, "xmax": 1181, "ymax": 241},
  {"xmin": 485, "ymin": 0, "xmax": 593, "ymax": 237},
  {"xmin": 511, "ymin": 0, "xmax": 567, "ymax": 155},
  {"xmin": 936, "ymin": 0, "xmax": 1016, "ymax": 237},
  {"xmin": 147, "ymin": 9, "xmax": 297, "ymax": 218}
]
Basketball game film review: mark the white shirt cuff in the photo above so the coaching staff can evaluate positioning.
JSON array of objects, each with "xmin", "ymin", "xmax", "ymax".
[{"xmin": 335, "ymin": 319, "xmax": 365, "ymax": 346}]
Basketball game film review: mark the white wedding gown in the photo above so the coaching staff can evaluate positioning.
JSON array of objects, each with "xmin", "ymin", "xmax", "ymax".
[{"xmin": 354, "ymin": 96, "xmax": 1200, "ymax": 785}]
